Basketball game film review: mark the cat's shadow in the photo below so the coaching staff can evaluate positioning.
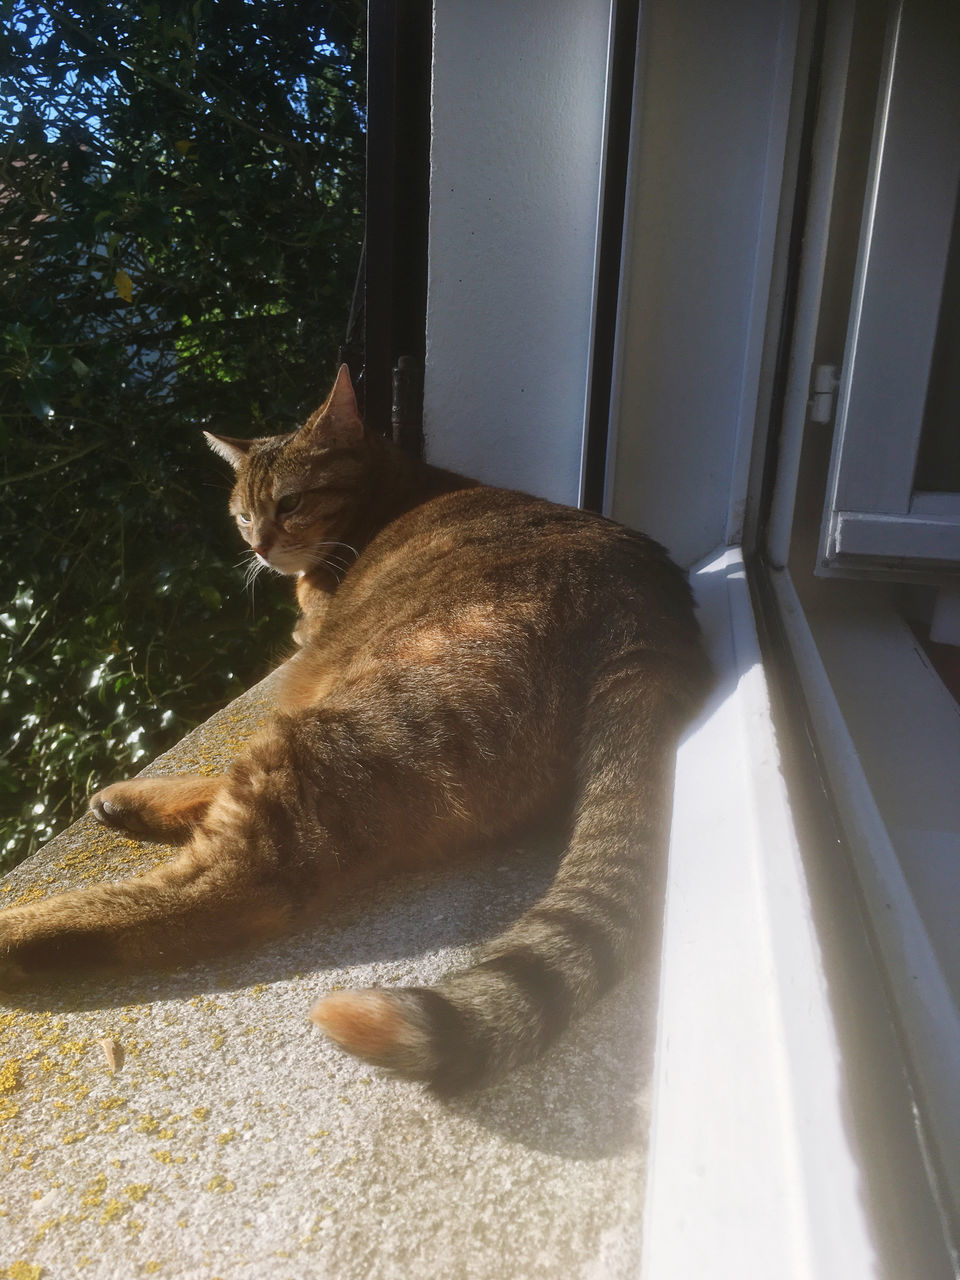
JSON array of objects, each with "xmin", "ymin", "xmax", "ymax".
[
  {"xmin": 10, "ymin": 839, "xmax": 657, "ymax": 1162},
  {"xmin": 442, "ymin": 966, "xmax": 656, "ymax": 1161},
  {"xmin": 19, "ymin": 838, "xmax": 563, "ymax": 1008}
]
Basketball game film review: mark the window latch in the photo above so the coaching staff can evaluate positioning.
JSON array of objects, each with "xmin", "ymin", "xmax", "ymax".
[{"xmin": 809, "ymin": 363, "xmax": 840, "ymax": 425}]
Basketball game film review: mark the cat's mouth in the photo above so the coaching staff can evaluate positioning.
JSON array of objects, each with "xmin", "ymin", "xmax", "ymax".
[
  {"xmin": 250, "ymin": 541, "xmax": 359, "ymax": 581},
  {"xmin": 255, "ymin": 550, "xmax": 303, "ymax": 576}
]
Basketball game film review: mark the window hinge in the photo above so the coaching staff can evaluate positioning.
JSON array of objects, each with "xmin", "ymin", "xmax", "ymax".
[
  {"xmin": 391, "ymin": 355, "xmax": 424, "ymax": 454},
  {"xmin": 809, "ymin": 363, "xmax": 840, "ymax": 424}
]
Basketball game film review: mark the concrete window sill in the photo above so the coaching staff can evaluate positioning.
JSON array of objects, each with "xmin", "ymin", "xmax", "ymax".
[
  {"xmin": 4, "ymin": 545, "xmax": 936, "ymax": 1278},
  {"xmin": 0, "ymin": 665, "xmax": 656, "ymax": 1279}
]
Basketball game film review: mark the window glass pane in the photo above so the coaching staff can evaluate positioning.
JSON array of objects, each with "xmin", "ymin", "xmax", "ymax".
[{"xmin": 915, "ymin": 185, "xmax": 960, "ymax": 492}]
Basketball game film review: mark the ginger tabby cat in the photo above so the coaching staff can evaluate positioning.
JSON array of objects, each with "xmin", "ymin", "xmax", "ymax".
[{"xmin": 0, "ymin": 367, "xmax": 709, "ymax": 1092}]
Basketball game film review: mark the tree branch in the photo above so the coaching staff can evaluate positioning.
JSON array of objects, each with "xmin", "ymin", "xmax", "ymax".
[
  {"xmin": 43, "ymin": 4, "xmax": 310, "ymax": 155},
  {"xmin": 0, "ymin": 439, "xmax": 106, "ymax": 486}
]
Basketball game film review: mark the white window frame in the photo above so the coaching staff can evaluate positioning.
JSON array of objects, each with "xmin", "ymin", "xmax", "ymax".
[
  {"xmin": 763, "ymin": 0, "xmax": 960, "ymax": 1258},
  {"xmin": 424, "ymin": 0, "xmax": 959, "ymax": 1274},
  {"xmin": 820, "ymin": 0, "xmax": 960, "ymax": 571}
]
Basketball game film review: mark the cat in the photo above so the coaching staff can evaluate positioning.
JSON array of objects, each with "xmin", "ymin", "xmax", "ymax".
[{"xmin": 0, "ymin": 366, "xmax": 710, "ymax": 1092}]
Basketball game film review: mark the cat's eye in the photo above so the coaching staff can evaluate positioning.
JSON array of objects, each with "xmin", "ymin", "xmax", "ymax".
[
  {"xmin": 276, "ymin": 493, "xmax": 302, "ymax": 515},
  {"xmin": 237, "ymin": 512, "xmax": 251, "ymax": 525}
]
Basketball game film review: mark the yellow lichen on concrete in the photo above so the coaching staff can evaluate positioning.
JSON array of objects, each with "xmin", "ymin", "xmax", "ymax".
[
  {"xmin": 31, "ymin": 1218, "xmax": 63, "ymax": 1245},
  {"xmin": 205, "ymin": 1175, "xmax": 235, "ymax": 1194},
  {"xmin": 79, "ymin": 1173, "xmax": 107, "ymax": 1207},
  {"xmin": 58, "ymin": 1040, "xmax": 88, "ymax": 1061},
  {"xmin": 94, "ymin": 1096, "xmax": 127, "ymax": 1113},
  {"xmin": 0, "ymin": 1059, "xmax": 21, "ymax": 1096},
  {"xmin": 98, "ymin": 1199, "xmax": 126, "ymax": 1225},
  {"xmin": 5, "ymin": 1262, "xmax": 45, "ymax": 1280}
]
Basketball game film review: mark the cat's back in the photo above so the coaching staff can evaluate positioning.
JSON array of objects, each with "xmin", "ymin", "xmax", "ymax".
[
  {"xmin": 285, "ymin": 484, "xmax": 703, "ymax": 705},
  {"xmin": 365, "ymin": 485, "xmax": 686, "ymax": 601}
]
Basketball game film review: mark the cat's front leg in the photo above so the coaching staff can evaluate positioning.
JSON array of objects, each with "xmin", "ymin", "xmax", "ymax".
[
  {"xmin": 0, "ymin": 896, "xmax": 108, "ymax": 991},
  {"xmin": 0, "ymin": 841, "xmax": 295, "ymax": 993},
  {"xmin": 292, "ymin": 614, "xmax": 313, "ymax": 646},
  {"xmin": 89, "ymin": 774, "xmax": 225, "ymax": 843},
  {"xmin": 293, "ymin": 572, "xmax": 335, "ymax": 645},
  {"xmin": 2, "ymin": 719, "xmax": 343, "ymax": 991}
]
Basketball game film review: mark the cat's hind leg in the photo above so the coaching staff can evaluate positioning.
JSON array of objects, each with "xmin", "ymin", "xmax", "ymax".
[
  {"xmin": 90, "ymin": 775, "xmax": 226, "ymax": 843},
  {"xmin": 2, "ymin": 721, "xmax": 330, "ymax": 990},
  {"xmin": 0, "ymin": 840, "xmax": 293, "ymax": 993}
]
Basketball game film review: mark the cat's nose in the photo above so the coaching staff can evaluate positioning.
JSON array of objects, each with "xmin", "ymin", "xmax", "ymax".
[{"xmin": 253, "ymin": 543, "xmax": 272, "ymax": 560}]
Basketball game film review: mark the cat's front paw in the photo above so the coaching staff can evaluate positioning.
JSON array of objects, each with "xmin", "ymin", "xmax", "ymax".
[
  {"xmin": 89, "ymin": 784, "xmax": 153, "ymax": 837},
  {"xmin": 88, "ymin": 774, "xmax": 222, "ymax": 844}
]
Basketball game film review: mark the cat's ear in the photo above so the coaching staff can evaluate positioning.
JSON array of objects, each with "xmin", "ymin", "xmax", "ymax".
[
  {"xmin": 204, "ymin": 432, "xmax": 253, "ymax": 470},
  {"xmin": 324, "ymin": 363, "xmax": 360, "ymax": 422},
  {"xmin": 302, "ymin": 364, "xmax": 363, "ymax": 447}
]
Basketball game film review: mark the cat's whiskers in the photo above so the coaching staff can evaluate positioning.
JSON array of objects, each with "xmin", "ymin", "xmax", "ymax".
[
  {"xmin": 241, "ymin": 551, "xmax": 265, "ymax": 592},
  {"xmin": 320, "ymin": 559, "xmax": 345, "ymax": 584},
  {"xmin": 311, "ymin": 540, "xmax": 360, "ymax": 562},
  {"xmin": 319, "ymin": 553, "xmax": 351, "ymax": 573},
  {"xmin": 302, "ymin": 543, "xmax": 359, "ymax": 583}
]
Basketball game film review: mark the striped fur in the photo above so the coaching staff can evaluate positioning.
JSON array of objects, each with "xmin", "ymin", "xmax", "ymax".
[
  {"xmin": 0, "ymin": 366, "xmax": 709, "ymax": 1091},
  {"xmin": 310, "ymin": 651, "xmax": 690, "ymax": 1091}
]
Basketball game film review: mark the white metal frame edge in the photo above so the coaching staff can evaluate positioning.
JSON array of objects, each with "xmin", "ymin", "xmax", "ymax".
[
  {"xmin": 642, "ymin": 545, "xmax": 878, "ymax": 1279},
  {"xmin": 769, "ymin": 564, "xmax": 960, "ymax": 1226},
  {"xmin": 767, "ymin": 0, "xmax": 857, "ymax": 568}
]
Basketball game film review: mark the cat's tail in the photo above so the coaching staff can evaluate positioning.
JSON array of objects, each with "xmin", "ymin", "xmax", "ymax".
[{"xmin": 310, "ymin": 654, "xmax": 700, "ymax": 1093}]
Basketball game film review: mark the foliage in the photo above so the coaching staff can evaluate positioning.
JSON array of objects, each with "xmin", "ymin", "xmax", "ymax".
[{"xmin": 0, "ymin": 0, "xmax": 365, "ymax": 867}]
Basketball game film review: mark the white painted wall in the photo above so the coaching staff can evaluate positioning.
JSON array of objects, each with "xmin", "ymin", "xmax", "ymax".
[
  {"xmin": 607, "ymin": 0, "xmax": 798, "ymax": 567},
  {"xmin": 423, "ymin": 0, "xmax": 611, "ymax": 506}
]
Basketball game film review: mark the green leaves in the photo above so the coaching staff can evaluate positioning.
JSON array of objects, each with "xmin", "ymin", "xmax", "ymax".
[{"xmin": 0, "ymin": 0, "xmax": 364, "ymax": 868}]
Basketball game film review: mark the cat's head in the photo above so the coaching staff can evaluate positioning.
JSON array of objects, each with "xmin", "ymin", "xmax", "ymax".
[{"xmin": 204, "ymin": 365, "xmax": 368, "ymax": 577}]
